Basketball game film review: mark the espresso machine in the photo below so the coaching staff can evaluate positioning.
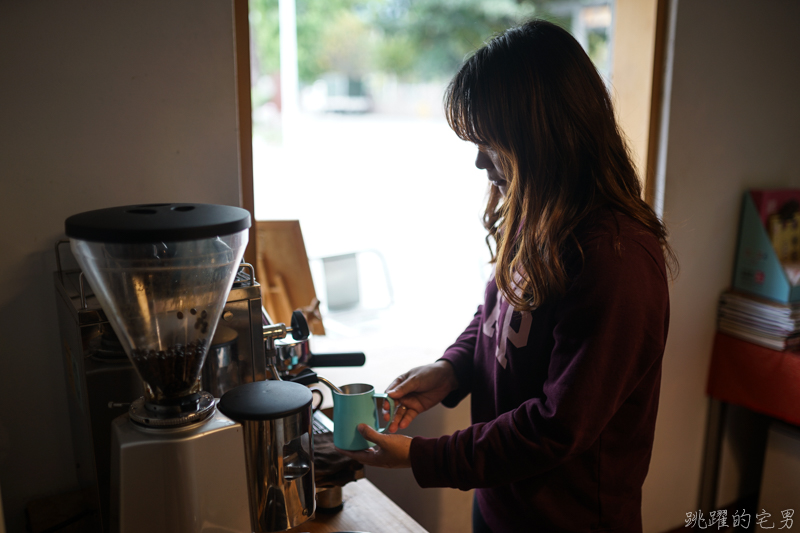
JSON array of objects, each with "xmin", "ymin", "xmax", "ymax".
[{"xmin": 64, "ymin": 203, "xmax": 318, "ymax": 532}]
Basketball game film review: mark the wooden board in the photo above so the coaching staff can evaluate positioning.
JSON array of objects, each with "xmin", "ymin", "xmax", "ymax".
[
  {"xmin": 287, "ymin": 479, "xmax": 428, "ymax": 533},
  {"xmin": 255, "ymin": 220, "xmax": 325, "ymax": 335}
]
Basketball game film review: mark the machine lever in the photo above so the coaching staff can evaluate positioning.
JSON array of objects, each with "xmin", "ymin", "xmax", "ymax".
[{"xmin": 307, "ymin": 352, "xmax": 366, "ymax": 367}]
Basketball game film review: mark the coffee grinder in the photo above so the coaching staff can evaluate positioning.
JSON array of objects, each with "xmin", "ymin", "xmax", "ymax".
[{"xmin": 65, "ymin": 203, "xmax": 316, "ymax": 532}]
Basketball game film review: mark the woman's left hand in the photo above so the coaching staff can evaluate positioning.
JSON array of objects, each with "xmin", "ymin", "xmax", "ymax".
[{"xmin": 336, "ymin": 424, "xmax": 412, "ymax": 469}]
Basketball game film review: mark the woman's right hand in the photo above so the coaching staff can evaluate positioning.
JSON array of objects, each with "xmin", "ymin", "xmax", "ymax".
[{"xmin": 383, "ymin": 360, "xmax": 459, "ymax": 433}]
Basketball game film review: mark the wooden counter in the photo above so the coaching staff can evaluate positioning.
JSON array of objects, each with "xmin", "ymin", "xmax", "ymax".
[{"xmin": 287, "ymin": 479, "xmax": 428, "ymax": 533}]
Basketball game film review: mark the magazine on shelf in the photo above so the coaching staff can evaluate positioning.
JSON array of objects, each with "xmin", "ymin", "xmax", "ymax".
[{"xmin": 717, "ymin": 290, "xmax": 800, "ymax": 352}]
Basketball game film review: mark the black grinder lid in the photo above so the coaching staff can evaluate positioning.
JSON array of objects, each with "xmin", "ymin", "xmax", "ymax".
[
  {"xmin": 65, "ymin": 203, "xmax": 251, "ymax": 243},
  {"xmin": 218, "ymin": 380, "xmax": 313, "ymax": 421}
]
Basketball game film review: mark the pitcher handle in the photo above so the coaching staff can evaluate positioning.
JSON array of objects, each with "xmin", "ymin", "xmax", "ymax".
[{"xmin": 373, "ymin": 393, "xmax": 396, "ymax": 434}]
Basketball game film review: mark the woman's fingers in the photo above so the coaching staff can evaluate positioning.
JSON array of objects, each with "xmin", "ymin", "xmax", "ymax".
[
  {"xmin": 381, "ymin": 363, "xmax": 448, "ymax": 431},
  {"xmin": 385, "ymin": 404, "xmax": 414, "ymax": 433},
  {"xmin": 382, "ymin": 399, "xmax": 399, "ymax": 424},
  {"xmin": 387, "ymin": 367, "xmax": 429, "ymax": 399},
  {"xmin": 335, "ymin": 424, "xmax": 412, "ymax": 469},
  {"xmin": 386, "ymin": 373, "xmax": 408, "ymax": 393},
  {"xmin": 357, "ymin": 423, "xmax": 383, "ymax": 444},
  {"xmin": 382, "ymin": 396, "xmax": 406, "ymax": 414},
  {"xmin": 382, "ymin": 398, "xmax": 391, "ymax": 416},
  {"xmin": 383, "ymin": 402, "xmax": 404, "ymax": 432},
  {"xmin": 397, "ymin": 406, "xmax": 418, "ymax": 430},
  {"xmin": 379, "ymin": 402, "xmax": 419, "ymax": 434}
]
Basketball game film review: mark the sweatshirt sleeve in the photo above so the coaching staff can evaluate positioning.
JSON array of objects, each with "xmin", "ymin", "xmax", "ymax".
[
  {"xmin": 409, "ymin": 234, "xmax": 669, "ymax": 490},
  {"xmin": 439, "ymin": 306, "xmax": 482, "ymax": 408}
]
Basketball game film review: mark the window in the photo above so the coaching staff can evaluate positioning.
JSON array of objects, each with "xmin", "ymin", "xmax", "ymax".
[{"xmin": 249, "ymin": 0, "xmax": 615, "ymax": 387}]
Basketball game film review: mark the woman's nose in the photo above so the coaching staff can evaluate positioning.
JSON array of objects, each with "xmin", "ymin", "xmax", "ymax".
[{"xmin": 475, "ymin": 150, "xmax": 493, "ymax": 170}]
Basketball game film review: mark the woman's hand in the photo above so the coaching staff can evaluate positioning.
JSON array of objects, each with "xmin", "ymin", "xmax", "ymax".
[
  {"xmin": 337, "ymin": 424, "xmax": 412, "ymax": 469},
  {"xmin": 383, "ymin": 360, "xmax": 459, "ymax": 433}
]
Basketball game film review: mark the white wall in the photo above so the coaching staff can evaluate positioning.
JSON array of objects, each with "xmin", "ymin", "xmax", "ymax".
[
  {"xmin": 0, "ymin": 1, "xmax": 241, "ymax": 530},
  {"xmin": 642, "ymin": 1, "xmax": 800, "ymax": 530}
]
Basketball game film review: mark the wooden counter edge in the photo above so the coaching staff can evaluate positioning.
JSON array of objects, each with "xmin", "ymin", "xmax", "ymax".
[{"xmin": 287, "ymin": 479, "xmax": 428, "ymax": 533}]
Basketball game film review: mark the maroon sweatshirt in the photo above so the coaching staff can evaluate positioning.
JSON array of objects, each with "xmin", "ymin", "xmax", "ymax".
[{"xmin": 409, "ymin": 210, "xmax": 670, "ymax": 532}]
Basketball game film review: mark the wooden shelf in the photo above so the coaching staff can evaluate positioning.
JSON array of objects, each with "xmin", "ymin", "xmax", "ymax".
[{"xmin": 707, "ymin": 332, "xmax": 800, "ymax": 426}]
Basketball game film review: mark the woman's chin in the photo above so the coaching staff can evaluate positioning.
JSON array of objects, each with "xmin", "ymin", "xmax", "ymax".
[{"xmin": 490, "ymin": 180, "xmax": 508, "ymax": 196}]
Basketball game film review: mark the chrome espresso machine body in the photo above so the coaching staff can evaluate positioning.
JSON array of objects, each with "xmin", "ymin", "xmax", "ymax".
[{"xmin": 59, "ymin": 203, "xmax": 332, "ymax": 533}]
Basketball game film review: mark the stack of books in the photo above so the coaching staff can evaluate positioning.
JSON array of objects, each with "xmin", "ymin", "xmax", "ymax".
[{"xmin": 717, "ymin": 290, "xmax": 800, "ymax": 351}]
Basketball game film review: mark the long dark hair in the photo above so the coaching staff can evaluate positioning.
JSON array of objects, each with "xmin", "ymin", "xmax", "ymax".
[{"xmin": 445, "ymin": 19, "xmax": 677, "ymax": 310}]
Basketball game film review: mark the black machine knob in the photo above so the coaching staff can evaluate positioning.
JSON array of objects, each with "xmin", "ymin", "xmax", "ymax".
[{"xmin": 290, "ymin": 310, "xmax": 310, "ymax": 341}]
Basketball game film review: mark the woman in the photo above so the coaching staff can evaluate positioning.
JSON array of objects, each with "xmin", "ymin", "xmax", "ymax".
[{"xmin": 339, "ymin": 19, "xmax": 676, "ymax": 533}]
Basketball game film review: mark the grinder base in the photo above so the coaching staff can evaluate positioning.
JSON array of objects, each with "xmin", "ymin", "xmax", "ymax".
[{"xmin": 110, "ymin": 409, "xmax": 251, "ymax": 533}]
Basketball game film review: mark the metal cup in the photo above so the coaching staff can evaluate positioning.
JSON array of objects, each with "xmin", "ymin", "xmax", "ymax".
[{"xmin": 332, "ymin": 383, "xmax": 397, "ymax": 451}]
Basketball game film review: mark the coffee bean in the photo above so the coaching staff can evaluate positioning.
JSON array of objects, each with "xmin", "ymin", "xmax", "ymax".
[{"xmin": 131, "ymin": 339, "xmax": 208, "ymax": 399}]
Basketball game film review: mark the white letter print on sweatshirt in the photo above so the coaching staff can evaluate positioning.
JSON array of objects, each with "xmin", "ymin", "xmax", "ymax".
[{"xmin": 482, "ymin": 273, "xmax": 532, "ymax": 368}]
